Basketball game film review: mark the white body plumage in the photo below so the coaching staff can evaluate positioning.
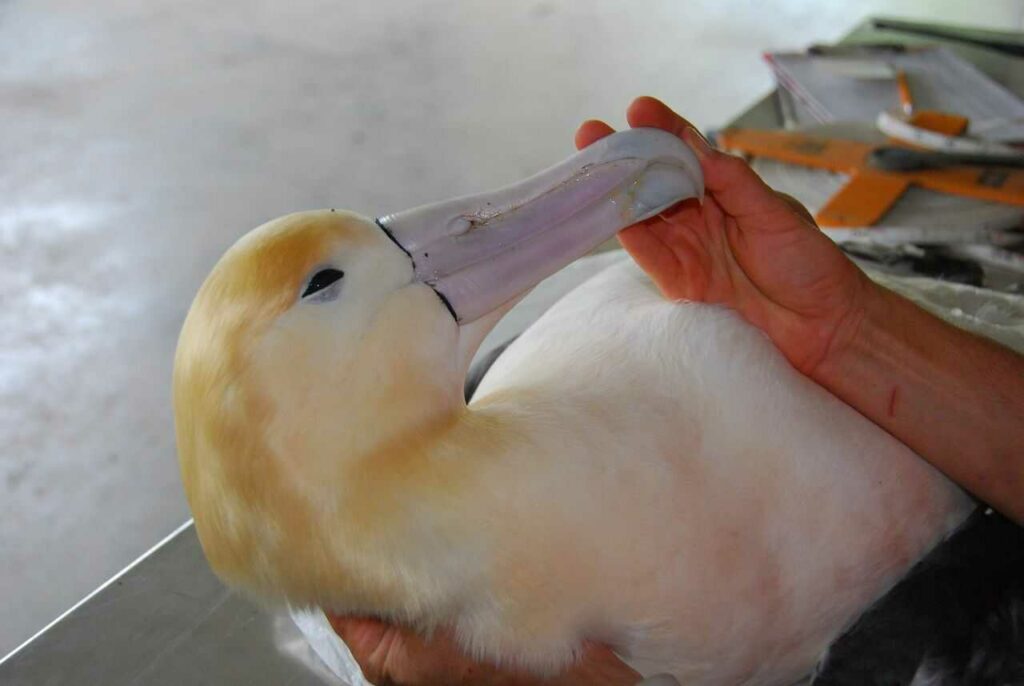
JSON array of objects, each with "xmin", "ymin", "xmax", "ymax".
[{"xmin": 455, "ymin": 257, "xmax": 971, "ymax": 683}]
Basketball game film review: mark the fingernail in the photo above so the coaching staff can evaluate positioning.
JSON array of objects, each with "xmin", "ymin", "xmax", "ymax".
[{"xmin": 683, "ymin": 126, "xmax": 712, "ymax": 159}]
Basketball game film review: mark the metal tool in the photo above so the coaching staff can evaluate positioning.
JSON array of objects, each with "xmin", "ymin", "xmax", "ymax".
[{"xmin": 869, "ymin": 146, "xmax": 1024, "ymax": 172}]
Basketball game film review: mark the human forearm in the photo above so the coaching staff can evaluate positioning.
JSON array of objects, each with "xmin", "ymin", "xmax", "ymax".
[{"xmin": 814, "ymin": 282, "xmax": 1024, "ymax": 523}]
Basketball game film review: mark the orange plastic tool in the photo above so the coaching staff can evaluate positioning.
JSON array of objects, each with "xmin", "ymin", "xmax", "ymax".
[
  {"xmin": 906, "ymin": 110, "xmax": 968, "ymax": 137},
  {"xmin": 717, "ymin": 128, "xmax": 1024, "ymax": 227},
  {"xmin": 895, "ymin": 70, "xmax": 914, "ymax": 116}
]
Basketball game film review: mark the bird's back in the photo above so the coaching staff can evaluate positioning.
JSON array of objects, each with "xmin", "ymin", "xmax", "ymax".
[{"xmin": 470, "ymin": 258, "xmax": 972, "ymax": 684}]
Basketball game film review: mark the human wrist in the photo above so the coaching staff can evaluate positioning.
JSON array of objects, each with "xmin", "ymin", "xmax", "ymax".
[{"xmin": 809, "ymin": 277, "xmax": 892, "ymax": 391}]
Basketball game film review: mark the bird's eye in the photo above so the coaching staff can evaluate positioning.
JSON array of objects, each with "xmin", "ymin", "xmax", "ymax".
[{"xmin": 301, "ymin": 268, "xmax": 344, "ymax": 302}]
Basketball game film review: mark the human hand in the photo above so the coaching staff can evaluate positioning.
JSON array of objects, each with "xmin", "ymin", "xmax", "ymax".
[
  {"xmin": 326, "ymin": 614, "xmax": 641, "ymax": 686},
  {"xmin": 576, "ymin": 96, "xmax": 874, "ymax": 376}
]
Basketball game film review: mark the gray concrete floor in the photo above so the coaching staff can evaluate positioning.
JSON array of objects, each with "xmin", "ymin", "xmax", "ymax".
[{"xmin": 2, "ymin": 0, "xmax": 1022, "ymax": 658}]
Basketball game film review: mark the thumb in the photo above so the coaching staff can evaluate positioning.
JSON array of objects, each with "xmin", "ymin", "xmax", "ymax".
[{"xmin": 682, "ymin": 127, "xmax": 792, "ymax": 223}]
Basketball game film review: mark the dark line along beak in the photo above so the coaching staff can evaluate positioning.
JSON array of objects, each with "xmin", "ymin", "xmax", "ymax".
[{"xmin": 377, "ymin": 127, "xmax": 704, "ymax": 324}]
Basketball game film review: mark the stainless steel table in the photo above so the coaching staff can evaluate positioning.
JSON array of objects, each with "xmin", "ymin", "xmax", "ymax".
[
  {"xmin": 0, "ymin": 522, "xmax": 339, "ymax": 685},
  {"xmin": 3, "ymin": 15, "xmax": 1021, "ymax": 686}
]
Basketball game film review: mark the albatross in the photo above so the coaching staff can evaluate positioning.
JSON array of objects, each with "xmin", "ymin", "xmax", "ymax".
[{"xmin": 173, "ymin": 128, "xmax": 972, "ymax": 684}]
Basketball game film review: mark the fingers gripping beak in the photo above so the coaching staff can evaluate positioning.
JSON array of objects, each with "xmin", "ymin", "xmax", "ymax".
[{"xmin": 377, "ymin": 128, "xmax": 704, "ymax": 324}]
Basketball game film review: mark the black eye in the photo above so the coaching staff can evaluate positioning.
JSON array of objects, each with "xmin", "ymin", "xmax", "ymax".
[{"xmin": 302, "ymin": 268, "xmax": 344, "ymax": 299}]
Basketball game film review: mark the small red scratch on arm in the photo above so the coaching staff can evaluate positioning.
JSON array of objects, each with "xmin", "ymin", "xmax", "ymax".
[{"xmin": 887, "ymin": 386, "xmax": 899, "ymax": 418}]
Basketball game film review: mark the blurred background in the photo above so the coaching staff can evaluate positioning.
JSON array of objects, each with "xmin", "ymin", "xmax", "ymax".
[{"xmin": 1, "ymin": 0, "xmax": 1022, "ymax": 658}]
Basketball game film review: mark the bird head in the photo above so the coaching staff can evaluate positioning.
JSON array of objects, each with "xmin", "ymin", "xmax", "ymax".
[{"xmin": 172, "ymin": 128, "xmax": 702, "ymax": 611}]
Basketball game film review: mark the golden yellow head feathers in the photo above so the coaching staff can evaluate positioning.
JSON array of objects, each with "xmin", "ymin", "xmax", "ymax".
[{"xmin": 172, "ymin": 210, "xmax": 467, "ymax": 607}]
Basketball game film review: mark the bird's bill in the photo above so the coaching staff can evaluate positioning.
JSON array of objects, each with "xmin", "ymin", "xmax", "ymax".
[{"xmin": 377, "ymin": 128, "xmax": 703, "ymax": 324}]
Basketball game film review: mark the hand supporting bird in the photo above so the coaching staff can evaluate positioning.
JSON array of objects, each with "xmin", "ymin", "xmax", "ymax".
[{"xmin": 575, "ymin": 96, "xmax": 871, "ymax": 378}]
